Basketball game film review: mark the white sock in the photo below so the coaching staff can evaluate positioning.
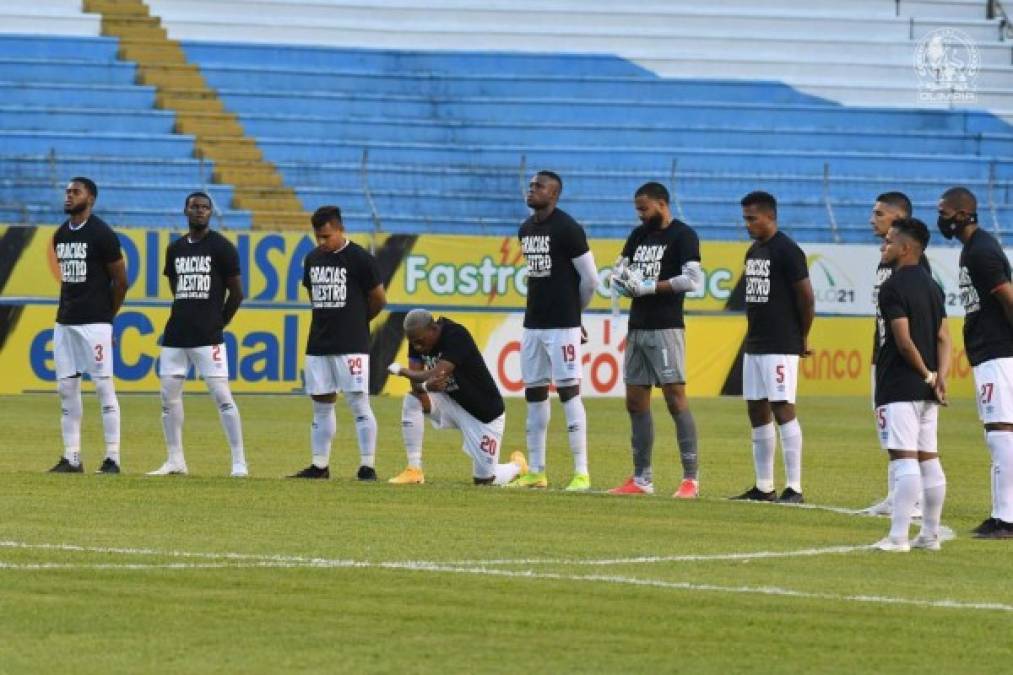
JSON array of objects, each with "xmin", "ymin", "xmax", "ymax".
[
  {"xmin": 779, "ymin": 418, "xmax": 802, "ymax": 492},
  {"xmin": 347, "ymin": 392, "xmax": 377, "ymax": 468},
  {"xmin": 93, "ymin": 376, "xmax": 120, "ymax": 462},
  {"xmin": 525, "ymin": 399, "xmax": 550, "ymax": 473},
  {"xmin": 207, "ymin": 377, "xmax": 245, "ymax": 467},
  {"xmin": 886, "ymin": 460, "xmax": 897, "ymax": 504},
  {"xmin": 986, "ymin": 430, "xmax": 1013, "ymax": 522},
  {"xmin": 159, "ymin": 376, "xmax": 186, "ymax": 465},
  {"xmin": 401, "ymin": 395, "xmax": 425, "ymax": 469},
  {"xmin": 311, "ymin": 400, "xmax": 335, "ymax": 468},
  {"xmin": 562, "ymin": 395, "xmax": 588, "ymax": 475},
  {"xmin": 890, "ymin": 459, "xmax": 921, "ymax": 541},
  {"xmin": 751, "ymin": 422, "xmax": 776, "ymax": 493},
  {"xmin": 493, "ymin": 461, "xmax": 522, "ymax": 485},
  {"xmin": 58, "ymin": 377, "xmax": 82, "ymax": 465},
  {"xmin": 918, "ymin": 457, "xmax": 947, "ymax": 538}
]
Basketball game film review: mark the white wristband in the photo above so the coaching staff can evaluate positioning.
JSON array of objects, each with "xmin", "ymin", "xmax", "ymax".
[
  {"xmin": 387, "ymin": 362, "xmax": 402, "ymax": 376},
  {"xmin": 422, "ymin": 381, "xmax": 430, "ymax": 392},
  {"xmin": 924, "ymin": 371, "xmax": 937, "ymax": 386}
]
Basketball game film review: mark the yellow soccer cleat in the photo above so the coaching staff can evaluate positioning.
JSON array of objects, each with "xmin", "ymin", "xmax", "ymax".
[
  {"xmin": 509, "ymin": 451, "xmax": 529, "ymax": 476},
  {"xmin": 506, "ymin": 471, "xmax": 548, "ymax": 488},
  {"xmin": 564, "ymin": 473, "xmax": 591, "ymax": 492},
  {"xmin": 388, "ymin": 467, "xmax": 425, "ymax": 485}
]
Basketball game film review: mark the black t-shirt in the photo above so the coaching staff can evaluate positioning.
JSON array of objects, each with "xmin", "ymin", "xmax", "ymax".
[
  {"xmin": 875, "ymin": 264, "xmax": 946, "ymax": 406},
  {"xmin": 408, "ymin": 317, "xmax": 505, "ymax": 423},
  {"xmin": 743, "ymin": 231, "xmax": 809, "ymax": 355},
  {"xmin": 959, "ymin": 228, "xmax": 1013, "ymax": 366},
  {"xmin": 622, "ymin": 219, "xmax": 701, "ymax": 330},
  {"xmin": 53, "ymin": 216, "xmax": 123, "ymax": 325},
  {"xmin": 162, "ymin": 230, "xmax": 241, "ymax": 348},
  {"xmin": 872, "ymin": 255, "xmax": 931, "ymax": 363},
  {"xmin": 519, "ymin": 208, "xmax": 590, "ymax": 329},
  {"xmin": 303, "ymin": 241, "xmax": 381, "ymax": 356}
]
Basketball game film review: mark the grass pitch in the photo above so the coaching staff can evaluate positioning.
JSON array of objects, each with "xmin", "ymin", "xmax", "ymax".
[{"xmin": 0, "ymin": 392, "xmax": 1010, "ymax": 674}]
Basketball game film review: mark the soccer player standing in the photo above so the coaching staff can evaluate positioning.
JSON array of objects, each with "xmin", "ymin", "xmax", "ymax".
[
  {"xmin": 510, "ymin": 171, "xmax": 598, "ymax": 491},
  {"xmin": 49, "ymin": 177, "xmax": 127, "ymax": 474},
  {"xmin": 387, "ymin": 309, "xmax": 528, "ymax": 485},
  {"xmin": 939, "ymin": 186, "xmax": 1013, "ymax": 539},
  {"xmin": 290, "ymin": 206, "xmax": 386, "ymax": 480},
  {"xmin": 147, "ymin": 192, "xmax": 246, "ymax": 477},
  {"xmin": 732, "ymin": 191, "xmax": 814, "ymax": 503},
  {"xmin": 608, "ymin": 182, "xmax": 703, "ymax": 498},
  {"xmin": 872, "ymin": 217, "xmax": 949, "ymax": 552}
]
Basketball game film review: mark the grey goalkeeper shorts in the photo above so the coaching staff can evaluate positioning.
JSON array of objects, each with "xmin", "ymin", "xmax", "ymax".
[{"xmin": 624, "ymin": 328, "xmax": 686, "ymax": 386}]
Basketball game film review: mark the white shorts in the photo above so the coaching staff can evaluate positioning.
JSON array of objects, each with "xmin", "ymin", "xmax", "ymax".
[
  {"xmin": 973, "ymin": 358, "xmax": 1013, "ymax": 424},
  {"xmin": 742, "ymin": 353, "xmax": 799, "ymax": 403},
  {"xmin": 521, "ymin": 327, "xmax": 582, "ymax": 387},
  {"xmin": 875, "ymin": 401, "xmax": 938, "ymax": 452},
  {"xmin": 159, "ymin": 344, "xmax": 230, "ymax": 379},
  {"xmin": 428, "ymin": 393, "xmax": 505, "ymax": 478},
  {"xmin": 54, "ymin": 323, "xmax": 113, "ymax": 379},
  {"xmin": 304, "ymin": 354, "xmax": 369, "ymax": 395}
]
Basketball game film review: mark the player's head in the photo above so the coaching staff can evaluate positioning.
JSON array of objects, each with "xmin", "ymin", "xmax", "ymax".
[
  {"xmin": 64, "ymin": 177, "xmax": 97, "ymax": 216},
  {"xmin": 526, "ymin": 170, "xmax": 562, "ymax": 210},
  {"xmin": 937, "ymin": 186, "xmax": 978, "ymax": 240},
  {"xmin": 634, "ymin": 182, "xmax": 671, "ymax": 228},
  {"xmin": 311, "ymin": 205, "xmax": 346, "ymax": 252},
  {"xmin": 882, "ymin": 217, "xmax": 930, "ymax": 266},
  {"xmin": 741, "ymin": 191, "xmax": 777, "ymax": 240},
  {"xmin": 403, "ymin": 308, "xmax": 440, "ymax": 354},
  {"xmin": 870, "ymin": 191, "xmax": 912, "ymax": 238},
  {"xmin": 184, "ymin": 191, "xmax": 214, "ymax": 230}
]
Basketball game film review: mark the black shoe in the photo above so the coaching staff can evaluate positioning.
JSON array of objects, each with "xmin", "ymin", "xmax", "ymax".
[
  {"xmin": 974, "ymin": 519, "xmax": 1013, "ymax": 539},
  {"xmin": 730, "ymin": 485, "xmax": 776, "ymax": 502},
  {"xmin": 777, "ymin": 487, "xmax": 804, "ymax": 504},
  {"xmin": 48, "ymin": 457, "xmax": 83, "ymax": 473},
  {"xmin": 356, "ymin": 465, "xmax": 377, "ymax": 481},
  {"xmin": 972, "ymin": 517, "xmax": 998, "ymax": 536},
  {"xmin": 288, "ymin": 465, "xmax": 329, "ymax": 479},
  {"xmin": 96, "ymin": 458, "xmax": 120, "ymax": 475},
  {"xmin": 473, "ymin": 476, "xmax": 495, "ymax": 486}
]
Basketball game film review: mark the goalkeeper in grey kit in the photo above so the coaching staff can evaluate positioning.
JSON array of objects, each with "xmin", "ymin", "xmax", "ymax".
[{"xmin": 609, "ymin": 182, "xmax": 704, "ymax": 497}]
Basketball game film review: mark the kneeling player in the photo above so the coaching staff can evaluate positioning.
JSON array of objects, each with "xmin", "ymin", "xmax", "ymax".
[
  {"xmin": 873, "ymin": 218, "xmax": 950, "ymax": 552},
  {"xmin": 387, "ymin": 309, "xmax": 527, "ymax": 485}
]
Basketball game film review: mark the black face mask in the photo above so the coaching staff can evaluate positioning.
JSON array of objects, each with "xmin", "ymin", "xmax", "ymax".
[{"xmin": 937, "ymin": 212, "xmax": 977, "ymax": 240}]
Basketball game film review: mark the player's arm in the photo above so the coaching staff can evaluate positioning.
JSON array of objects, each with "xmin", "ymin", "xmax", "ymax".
[
  {"xmin": 393, "ymin": 358, "xmax": 456, "ymax": 391},
  {"xmin": 222, "ymin": 275, "xmax": 244, "ymax": 326},
  {"xmin": 366, "ymin": 284, "xmax": 386, "ymax": 321},
  {"xmin": 571, "ymin": 251, "xmax": 598, "ymax": 309},
  {"xmin": 889, "ymin": 316, "xmax": 934, "ymax": 382},
  {"xmin": 992, "ymin": 282, "xmax": 1013, "ymax": 328},
  {"xmin": 793, "ymin": 277, "xmax": 815, "ymax": 356},
  {"xmin": 934, "ymin": 319, "xmax": 952, "ymax": 405},
  {"xmin": 106, "ymin": 258, "xmax": 128, "ymax": 316}
]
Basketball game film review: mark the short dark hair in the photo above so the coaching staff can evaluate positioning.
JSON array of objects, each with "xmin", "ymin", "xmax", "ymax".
[
  {"xmin": 941, "ymin": 186, "xmax": 978, "ymax": 212},
  {"xmin": 185, "ymin": 191, "xmax": 213, "ymax": 209},
  {"xmin": 634, "ymin": 182, "xmax": 670, "ymax": 203},
  {"xmin": 875, "ymin": 191, "xmax": 912, "ymax": 217},
  {"xmin": 311, "ymin": 205, "xmax": 343, "ymax": 229},
  {"xmin": 69, "ymin": 176, "xmax": 98, "ymax": 199},
  {"xmin": 741, "ymin": 191, "xmax": 777, "ymax": 216},
  {"xmin": 536, "ymin": 170, "xmax": 563, "ymax": 195},
  {"xmin": 891, "ymin": 217, "xmax": 930, "ymax": 250}
]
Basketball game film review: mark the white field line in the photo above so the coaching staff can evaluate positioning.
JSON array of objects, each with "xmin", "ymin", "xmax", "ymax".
[{"xmin": 442, "ymin": 544, "xmax": 870, "ymax": 566}]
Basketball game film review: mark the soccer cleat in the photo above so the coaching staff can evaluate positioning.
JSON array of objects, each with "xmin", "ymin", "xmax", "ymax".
[
  {"xmin": 388, "ymin": 467, "xmax": 425, "ymax": 484},
  {"xmin": 971, "ymin": 517, "xmax": 998, "ymax": 536},
  {"xmin": 96, "ymin": 458, "xmax": 120, "ymax": 474},
  {"xmin": 506, "ymin": 472, "xmax": 548, "ymax": 489},
  {"xmin": 608, "ymin": 477, "xmax": 654, "ymax": 495},
  {"xmin": 911, "ymin": 532, "xmax": 942, "ymax": 551},
  {"xmin": 356, "ymin": 465, "xmax": 377, "ymax": 481},
  {"xmin": 231, "ymin": 463, "xmax": 248, "ymax": 478},
  {"xmin": 48, "ymin": 457, "xmax": 83, "ymax": 473},
  {"xmin": 730, "ymin": 486, "xmax": 776, "ymax": 502},
  {"xmin": 673, "ymin": 478, "xmax": 699, "ymax": 499},
  {"xmin": 974, "ymin": 519, "xmax": 1013, "ymax": 539},
  {"xmin": 564, "ymin": 473, "xmax": 591, "ymax": 492},
  {"xmin": 288, "ymin": 464, "xmax": 329, "ymax": 479},
  {"xmin": 873, "ymin": 536, "xmax": 910, "ymax": 552},
  {"xmin": 777, "ymin": 487, "xmax": 804, "ymax": 504},
  {"xmin": 863, "ymin": 497, "xmax": 892, "ymax": 516},
  {"xmin": 509, "ymin": 451, "xmax": 528, "ymax": 477},
  {"xmin": 146, "ymin": 461, "xmax": 188, "ymax": 476}
]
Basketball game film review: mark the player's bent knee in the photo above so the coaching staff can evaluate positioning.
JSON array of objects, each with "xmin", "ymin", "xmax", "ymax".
[{"xmin": 473, "ymin": 475, "xmax": 495, "ymax": 486}]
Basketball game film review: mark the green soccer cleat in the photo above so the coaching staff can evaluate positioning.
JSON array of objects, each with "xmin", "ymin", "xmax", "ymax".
[
  {"xmin": 564, "ymin": 473, "xmax": 591, "ymax": 492},
  {"xmin": 506, "ymin": 471, "xmax": 548, "ymax": 489}
]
